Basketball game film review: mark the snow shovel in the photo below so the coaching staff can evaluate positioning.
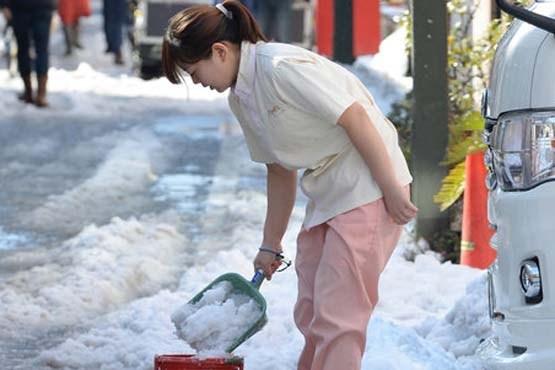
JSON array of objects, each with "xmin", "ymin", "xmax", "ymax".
[
  {"xmin": 187, "ymin": 254, "xmax": 291, "ymax": 353},
  {"xmin": 186, "ymin": 269, "xmax": 268, "ymax": 353}
]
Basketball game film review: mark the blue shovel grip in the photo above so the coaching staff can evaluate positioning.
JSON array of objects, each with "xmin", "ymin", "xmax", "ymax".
[{"xmin": 251, "ymin": 269, "xmax": 265, "ymax": 289}]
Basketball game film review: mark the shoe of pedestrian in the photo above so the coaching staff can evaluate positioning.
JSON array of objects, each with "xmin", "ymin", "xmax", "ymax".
[
  {"xmin": 114, "ymin": 51, "xmax": 124, "ymax": 65},
  {"xmin": 62, "ymin": 25, "xmax": 73, "ymax": 56},
  {"xmin": 73, "ymin": 23, "xmax": 83, "ymax": 49},
  {"xmin": 35, "ymin": 74, "xmax": 49, "ymax": 108},
  {"xmin": 18, "ymin": 74, "xmax": 34, "ymax": 103}
]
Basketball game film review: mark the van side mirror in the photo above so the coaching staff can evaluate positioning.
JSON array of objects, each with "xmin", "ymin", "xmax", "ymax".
[{"xmin": 496, "ymin": 0, "xmax": 555, "ymax": 34}]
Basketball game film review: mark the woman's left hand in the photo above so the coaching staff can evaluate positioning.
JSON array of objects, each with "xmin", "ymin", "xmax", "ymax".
[{"xmin": 382, "ymin": 185, "xmax": 418, "ymax": 225}]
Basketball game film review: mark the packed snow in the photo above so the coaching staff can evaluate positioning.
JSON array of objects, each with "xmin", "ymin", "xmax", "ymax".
[
  {"xmin": 0, "ymin": 2, "xmax": 491, "ymax": 370},
  {"xmin": 172, "ymin": 281, "xmax": 262, "ymax": 357}
]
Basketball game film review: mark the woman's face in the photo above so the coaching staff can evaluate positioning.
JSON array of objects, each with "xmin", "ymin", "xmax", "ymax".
[{"xmin": 184, "ymin": 42, "xmax": 239, "ymax": 93}]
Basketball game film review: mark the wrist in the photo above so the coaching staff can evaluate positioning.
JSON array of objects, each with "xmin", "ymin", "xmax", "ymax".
[
  {"xmin": 259, "ymin": 246, "xmax": 283, "ymax": 256},
  {"xmin": 261, "ymin": 237, "xmax": 282, "ymax": 250},
  {"xmin": 381, "ymin": 181, "xmax": 402, "ymax": 195}
]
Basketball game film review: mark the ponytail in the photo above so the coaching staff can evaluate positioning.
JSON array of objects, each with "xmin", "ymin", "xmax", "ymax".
[
  {"xmin": 162, "ymin": 0, "xmax": 267, "ymax": 84},
  {"xmin": 220, "ymin": 1, "xmax": 267, "ymax": 44}
]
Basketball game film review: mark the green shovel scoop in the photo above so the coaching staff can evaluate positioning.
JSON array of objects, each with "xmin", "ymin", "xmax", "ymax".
[{"xmin": 187, "ymin": 269, "xmax": 268, "ymax": 353}]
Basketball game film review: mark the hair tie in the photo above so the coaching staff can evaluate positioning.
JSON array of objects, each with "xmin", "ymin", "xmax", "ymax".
[{"xmin": 215, "ymin": 3, "xmax": 233, "ymax": 19}]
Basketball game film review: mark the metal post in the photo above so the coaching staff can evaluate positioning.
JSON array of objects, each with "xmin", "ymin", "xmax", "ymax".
[
  {"xmin": 410, "ymin": 0, "xmax": 450, "ymax": 239},
  {"xmin": 334, "ymin": 0, "xmax": 354, "ymax": 63}
]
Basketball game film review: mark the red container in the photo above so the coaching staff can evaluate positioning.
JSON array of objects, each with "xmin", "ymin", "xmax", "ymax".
[{"xmin": 154, "ymin": 355, "xmax": 244, "ymax": 370}]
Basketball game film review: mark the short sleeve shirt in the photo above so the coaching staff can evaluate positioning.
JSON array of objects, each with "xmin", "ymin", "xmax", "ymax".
[{"xmin": 228, "ymin": 42, "xmax": 412, "ymax": 228}]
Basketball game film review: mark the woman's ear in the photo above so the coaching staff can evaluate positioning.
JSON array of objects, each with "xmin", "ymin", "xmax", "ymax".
[{"xmin": 212, "ymin": 42, "xmax": 228, "ymax": 62}]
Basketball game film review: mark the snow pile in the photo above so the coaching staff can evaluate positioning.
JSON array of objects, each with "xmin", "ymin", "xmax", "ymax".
[
  {"xmin": 0, "ymin": 215, "xmax": 187, "ymax": 331},
  {"xmin": 416, "ymin": 274, "xmax": 491, "ymax": 369},
  {"xmin": 351, "ymin": 27, "xmax": 412, "ymax": 115},
  {"xmin": 37, "ymin": 290, "xmax": 190, "ymax": 370},
  {"xmin": 377, "ymin": 248, "xmax": 483, "ymax": 327},
  {"xmin": 172, "ymin": 281, "xmax": 262, "ymax": 357},
  {"xmin": 30, "ymin": 243, "xmax": 487, "ymax": 370}
]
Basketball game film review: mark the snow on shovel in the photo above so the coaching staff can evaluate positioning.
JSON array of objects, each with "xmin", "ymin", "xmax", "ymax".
[{"xmin": 172, "ymin": 257, "xmax": 290, "ymax": 355}]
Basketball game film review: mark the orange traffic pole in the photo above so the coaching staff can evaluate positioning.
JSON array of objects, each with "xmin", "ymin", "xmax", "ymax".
[
  {"xmin": 316, "ymin": 0, "xmax": 334, "ymax": 57},
  {"xmin": 460, "ymin": 152, "xmax": 496, "ymax": 269}
]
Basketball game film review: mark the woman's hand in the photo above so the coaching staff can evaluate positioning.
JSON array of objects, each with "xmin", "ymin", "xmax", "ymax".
[
  {"xmin": 253, "ymin": 247, "xmax": 283, "ymax": 280},
  {"xmin": 383, "ymin": 185, "xmax": 418, "ymax": 225}
]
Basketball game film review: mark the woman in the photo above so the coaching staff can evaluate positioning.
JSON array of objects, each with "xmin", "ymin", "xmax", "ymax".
[
  {"xmin": 162, "ymin": 2, "xmax": 417, "ymax": 369},
  {"xmin": 58, "ymin": 0, "xmax": 91, "ymax": 56}
]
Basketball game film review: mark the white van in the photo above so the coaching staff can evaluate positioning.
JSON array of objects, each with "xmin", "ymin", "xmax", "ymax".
[{"xmin": 477, "ymin": 0, "xmax": 555, "ymax": 368}]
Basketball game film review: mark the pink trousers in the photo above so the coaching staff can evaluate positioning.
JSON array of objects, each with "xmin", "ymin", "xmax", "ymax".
[{"xmin": 294, "ymin": 198, "xmax": 403, "ymax": 370}]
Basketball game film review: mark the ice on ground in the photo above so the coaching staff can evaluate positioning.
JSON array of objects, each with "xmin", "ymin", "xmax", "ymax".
[
  {"xmin": 19, "ymin": 128, "xmax": 164, "ymax": 235},
  {"xmin": 0, "ymin": 226, "xmax": 29, "ymax": 251},
  {"xmin": 172, "ymin": 281, "xmax": 262, "ymax": 357}
]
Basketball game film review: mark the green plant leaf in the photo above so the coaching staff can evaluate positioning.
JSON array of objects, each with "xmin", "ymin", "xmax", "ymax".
[
  {"xmin": 453, "ymin": 111, "xmax": 485, "ymax": 133},
  {"xmin": 442, "ymin": 135, "xmax": 486, "ymax": 165},
  {"xmin": 434, "ymin": 161, "xmax": 466, "ymax": 212}
]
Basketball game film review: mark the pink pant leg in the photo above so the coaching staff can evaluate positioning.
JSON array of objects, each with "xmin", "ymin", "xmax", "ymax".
[
  {"xmin": 294, "ymin": 224, "xmax": 327, "ymax": 370},
  {"xmin": 297, "ymin": 198, "xmax": 402, "ymax": 370}
]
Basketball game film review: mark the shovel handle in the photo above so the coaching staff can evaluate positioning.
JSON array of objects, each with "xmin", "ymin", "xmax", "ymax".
[{"xmin": 251, "ymin": 269, "xmax": 265, "ymax": 289}]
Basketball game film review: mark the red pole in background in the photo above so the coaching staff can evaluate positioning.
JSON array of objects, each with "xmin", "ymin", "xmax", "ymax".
[
  {"xmin": 317, "ymin": 0, "xmax": 381, "ymax": 58},
  {"xmin": 316, "ymin": 0, "xmax": 334, "ymax": 57},
  {"xmin": 353, "ymin": 0, "xmax": 381, "ymax": 56}
]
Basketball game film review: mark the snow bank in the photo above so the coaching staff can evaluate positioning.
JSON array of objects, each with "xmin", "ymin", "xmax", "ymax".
[
  {"xmin": 37, "ymin": 290, "xmax": 190, "ymax": 370},
  {"xmin": 33, "ymin": 236, "xmax": 487, "ymax": 370},
  {"xmin": 416, "ymin": 274, "xmax": 490, "ymax": 369},
  {"xmin": 351, "ymin": 27, "xmax": 412, "ymax": 115},
  {"xmin": 0, "ymin": 215, "xmax": 187, "ymax": 332}
]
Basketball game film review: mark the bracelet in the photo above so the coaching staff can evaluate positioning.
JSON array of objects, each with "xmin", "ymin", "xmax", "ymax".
[{"xmin": 259, "ymin": 246, "xmax": 283, "ymax": 256}]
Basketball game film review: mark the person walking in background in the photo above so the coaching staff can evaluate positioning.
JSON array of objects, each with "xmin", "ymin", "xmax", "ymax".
[
  {"xmin": 255, "ymin": 0, "xmax": 293, "ymax": 42},
  {"xmin": 0, "ymin": 0, "xmax": 56, "ymax": 107},
  {"xmin": 58, "ymin": 0, "xmax": 91, "ymax": 56},
  {"xmin": 103, "ymin": 0, "xmax": 127, "ymax": 65},
  {"xmin": 162, "ymin": 2, "xmax": 417, "ymax": 369},
  {"xmin": 1, "ymin": 0, "xmax": 16, "ymax": 76}
]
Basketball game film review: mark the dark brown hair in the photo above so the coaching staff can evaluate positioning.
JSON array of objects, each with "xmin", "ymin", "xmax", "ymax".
[{"xmin": 162, "ymin": 0, "xmax": 267, "ymax": 84}]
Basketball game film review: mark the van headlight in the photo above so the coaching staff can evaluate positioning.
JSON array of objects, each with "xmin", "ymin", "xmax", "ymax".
[
  {"xmin": 490, "ymin": 111, "xmax": 555, "ymax": 191},
  {"xmin": 520, "ymin": 259, "xmax": 542, "ymax": 304}
]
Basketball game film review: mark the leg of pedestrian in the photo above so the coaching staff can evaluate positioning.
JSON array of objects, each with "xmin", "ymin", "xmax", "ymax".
[
  {"xmin": 103, "ymin": 0, "xmax": 126, "ymax": 65},
  {"xmin": 11, "ymin": 11, "xmax": 34, "ymax": 103},
  {"xmin": 62, "ymin": 24, "xmax": 73, "ymax": 55},
  {"xmin": 32, "ymin": 9, "xmax": 54, "ymax": 107}
]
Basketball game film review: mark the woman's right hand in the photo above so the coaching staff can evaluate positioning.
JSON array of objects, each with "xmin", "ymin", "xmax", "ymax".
[
  {"xmin": 253, "ymin": 248, "xmax": 283, "ymax": 280},
  {"xmin": 383, "ymin": 185, "xmax": 418, "ymax": 225}
]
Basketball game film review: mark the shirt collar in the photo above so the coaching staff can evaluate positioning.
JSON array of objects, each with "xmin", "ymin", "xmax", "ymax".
[{"xmin": 232, "ymin": 41, "xmax": 257, "ymax": 100}]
